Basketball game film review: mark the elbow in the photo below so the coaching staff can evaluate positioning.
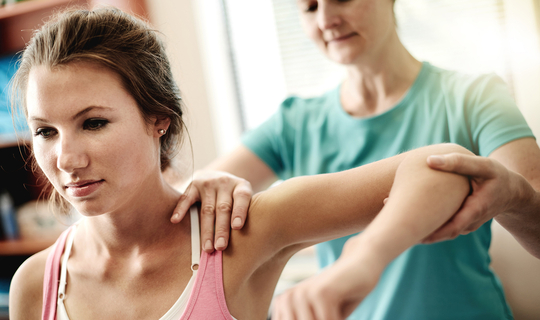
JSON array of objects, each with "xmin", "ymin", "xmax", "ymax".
[
  {"xmin": 424, "ymin": 143, "xmax": 475, "ymax": 157},
  {"xmin": 399, "ymin": 145, "xmax": 471, "ymax": 198}
]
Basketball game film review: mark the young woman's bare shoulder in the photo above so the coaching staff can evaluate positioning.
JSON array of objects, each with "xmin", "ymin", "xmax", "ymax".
[{"xmin": 9, "ymin": 247, "xmax": 51, "ymax": 320}]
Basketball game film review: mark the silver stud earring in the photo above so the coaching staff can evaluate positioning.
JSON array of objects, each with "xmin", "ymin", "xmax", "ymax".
[{"xmin": 158, "ymin": 129, "xmax": 166, "ymax": 135}]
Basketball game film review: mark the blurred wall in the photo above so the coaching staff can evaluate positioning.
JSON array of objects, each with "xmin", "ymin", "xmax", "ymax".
[
  {"xmin": 504, "ymin": 0, "xmax": 540, "ymax": 140},
  {"xmin": 146, "ymin": 0, "xmax": 218, "ymax": 180},
  {"xmin": 491, "ymin": 221, "xmax": 540, "ymax": 320}
]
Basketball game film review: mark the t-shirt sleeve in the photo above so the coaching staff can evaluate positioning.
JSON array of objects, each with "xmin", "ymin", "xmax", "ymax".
[
  {"xmin": 241, "ymin": 97, "xmax": 297, "ymax": 180},
  {"xmin": 465, "ymin": 74, "xmax": 535, "ymax": 157}
]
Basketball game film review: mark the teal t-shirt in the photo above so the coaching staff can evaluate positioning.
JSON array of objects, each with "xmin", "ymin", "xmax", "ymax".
[{"xmin": 242, "ymin": 62, "xmax": 535, "ymax": 320}]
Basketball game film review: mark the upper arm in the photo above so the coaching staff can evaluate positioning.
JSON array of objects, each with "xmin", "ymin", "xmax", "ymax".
[
  {"xmin": 205, "ymin": 145, "xmax": 278, "ymax": 193},
  {"xmin": 9, "ymin": 250, "xmax": 48, "ymax": 320},
  {"xmin": 489, "ymin": 137, "xmax": 540, "ymax": 191},
  {"xmin": 244, "ymin": 143, "xmax": 472, "ymax": 253},
  {"xmin": 223, "ymin": 143, "xmax": 471, "ymax": 310}
]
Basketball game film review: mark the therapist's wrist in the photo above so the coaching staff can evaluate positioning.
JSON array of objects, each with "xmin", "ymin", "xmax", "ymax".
[{"xmin": 501, "ymin": 171, "xmax": 538, "ymax": 218}]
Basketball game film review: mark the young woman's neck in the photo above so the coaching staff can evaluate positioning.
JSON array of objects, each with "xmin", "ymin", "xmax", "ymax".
[
  {"xmin": 79, "ymin": 173, "xmax": 187, "ymax": 258},
  {"xmin": 341, "ymin": 30, "xmax": 422, "ymax": 118}
]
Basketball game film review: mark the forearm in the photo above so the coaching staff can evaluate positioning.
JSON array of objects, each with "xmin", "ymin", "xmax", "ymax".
[
  {"xmin": 340, "ymin": 149, "xmax": 470, "ymax": 269},
  {"xmin": 261, "ymin": 143, "xmax": 472, "ymax": 256},
  {"xmin": 495, "ymin": 176, "xmax": 540, "ymax": 258},
  {"xmin": 489, "ymin": 137, "xmax": 540, "ymax": 258},
  {"xmin": 291, "ymin": 149, "xmax": 471, "ymax": 308}
]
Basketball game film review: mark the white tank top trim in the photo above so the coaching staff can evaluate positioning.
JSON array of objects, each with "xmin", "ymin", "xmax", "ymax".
[{"xmin": 56, "ymin": 206, "xmax": 201, "ymax": 320}]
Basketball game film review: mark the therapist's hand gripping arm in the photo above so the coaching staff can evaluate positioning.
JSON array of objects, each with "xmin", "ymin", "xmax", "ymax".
[
  {"xmin": 170, "ymin": 145, "xmax": 277, "ymax": 252},
  {"xmin": 425, "ymin": 138, "xmax": 540, "ymax": 259}
]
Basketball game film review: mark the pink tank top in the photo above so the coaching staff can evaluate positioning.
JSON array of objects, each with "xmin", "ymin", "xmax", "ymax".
[{"xmin": 42, "ymin": 207, "xmax": 236, "ymax": 320}]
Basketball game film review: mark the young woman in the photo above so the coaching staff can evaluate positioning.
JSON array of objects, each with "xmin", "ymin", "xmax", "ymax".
[{"xmin": 7, "ymin": 7, "xmax": 531, "ymax": 320}]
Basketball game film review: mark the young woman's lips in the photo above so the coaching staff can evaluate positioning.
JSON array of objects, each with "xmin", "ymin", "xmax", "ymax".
[{"xmin": 65, "ymin": 180, "xmax": 104, "ymax": 197}]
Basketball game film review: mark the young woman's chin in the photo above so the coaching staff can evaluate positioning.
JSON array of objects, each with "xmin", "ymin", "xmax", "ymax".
[
  {"xmin": 67, "ymin": 202, "xmax": 104, "ymax": 217},
  {"xmin": 62, "ymin": 194, "xmax": 113, "ymax": 217}
]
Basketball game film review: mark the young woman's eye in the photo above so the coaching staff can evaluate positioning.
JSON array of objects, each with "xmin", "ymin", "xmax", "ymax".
[
  {"xmin": 34, "ymin": 128, "xmax": 56, "ymax": 139},
  {"xmin": 83, "ymin": 119, "xmax": 109, "ymax": 131}
]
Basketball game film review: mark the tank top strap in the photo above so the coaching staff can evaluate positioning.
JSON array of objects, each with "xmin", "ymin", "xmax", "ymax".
[
  {"xmin": 41, "ymin": 227, "xmax": 73, "ymax": 320},
  {"xmin": 189, "ymin": 206, "xmax": 200, "ymax": 273},
  {"xmin": 58, "ymin": 224, "xmax": 77, "ymax": 300}
]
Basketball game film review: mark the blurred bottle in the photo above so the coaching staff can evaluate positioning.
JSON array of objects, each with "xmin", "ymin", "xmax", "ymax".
[{"xmin": 0, "ymin": 191, "xmax": 19, "ymax": 240}]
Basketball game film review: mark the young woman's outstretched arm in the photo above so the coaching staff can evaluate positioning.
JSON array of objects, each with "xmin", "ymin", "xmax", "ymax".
[{"xmin": 223, "ymin": 143, "xmax": 473, "ymax": 319}]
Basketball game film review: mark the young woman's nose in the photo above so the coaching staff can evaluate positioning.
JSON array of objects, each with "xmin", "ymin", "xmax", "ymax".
[
  {"xmin": 56, "ymin": 135, "xmax": 89, "ymax": 173},
  {"xmin": 317, "ymin": 2, "xmax": 341, "ymax": 30}
]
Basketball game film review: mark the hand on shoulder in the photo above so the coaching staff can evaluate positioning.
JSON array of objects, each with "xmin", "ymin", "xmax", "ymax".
[{"xmin": 170, "ymin": 170, "xmax": 253, "ymax": 252}]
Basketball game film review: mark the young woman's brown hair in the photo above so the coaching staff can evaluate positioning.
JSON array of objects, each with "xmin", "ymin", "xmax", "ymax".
[{"xmin": 11, "ymin": 7, "xmax": 185, "ymax": 212}]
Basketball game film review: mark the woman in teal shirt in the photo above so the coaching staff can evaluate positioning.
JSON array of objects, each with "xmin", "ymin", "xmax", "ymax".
[{"xmin": 172, "ymin": 0, "xmax": 540, "ymax": 319}]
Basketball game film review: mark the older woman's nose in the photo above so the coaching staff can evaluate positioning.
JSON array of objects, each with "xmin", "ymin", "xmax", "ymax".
[
  {"xmin": 317, "ymin": 2, "xmax": 341, "ymax": 30},
  {"xmin": 56, "ymin": 135, "xmax": 89, "ymax": 173}
]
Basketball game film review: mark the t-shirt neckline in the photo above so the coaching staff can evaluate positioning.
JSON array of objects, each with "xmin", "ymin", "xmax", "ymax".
[{"xmin": 333, "ymin": 61, "xmax": 431, "ymax": 123}]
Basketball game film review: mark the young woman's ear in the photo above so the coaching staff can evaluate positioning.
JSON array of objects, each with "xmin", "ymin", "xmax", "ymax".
[{"xmin": 153, "ymin": 117, "xmax": 171, "ymax": 137}]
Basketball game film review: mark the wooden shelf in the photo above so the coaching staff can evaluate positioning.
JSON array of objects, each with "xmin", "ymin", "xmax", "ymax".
[
  {"xmin": 0, "ymin": 0, "xmax": 76, "ymax": 20},
  {"xmin": 0, "ymin": 236, "xmax": 59, "ymax": 255},
  {"xmin": 0, "ymin": 0, "xmax": 89, "ymax": 55},
  {"xmin": 0, "ymin": 133, "xmax": 29, "ymax": 149},
  {"xmin": 0, "ymin": 0, "xmax": 148, "ymax": 54}
]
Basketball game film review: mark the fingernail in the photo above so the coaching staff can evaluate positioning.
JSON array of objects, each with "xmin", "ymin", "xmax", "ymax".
[
  {"xmin": 173, "ymin": 213, "xmax": 179, "ymax": 221},
  {"xmin": 232, "ymin": 217, "xmax": 242, "ymax": 228},
  {"xmin": 216, "ymin": 237, "xmax": 226, "ymax": 248},
  {"xmin": 205, "ymin": 240, "xmax": 213, "ymax": 251},
  {"xmin": 429, "ymin": 155, "xmax": 445, "ymax": 166}
]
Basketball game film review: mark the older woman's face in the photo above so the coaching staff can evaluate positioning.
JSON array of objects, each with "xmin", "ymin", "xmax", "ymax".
[
  {"xmin": 297, "ymin": 0, "xmax": 395, "ymax": 65},
  {"xmin": 26, "ymin": 62, "xmax": 161, "ymax": 216}
]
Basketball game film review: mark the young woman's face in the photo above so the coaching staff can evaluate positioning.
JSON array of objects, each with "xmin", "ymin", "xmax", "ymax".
[
  {"xmin": 297, "ymin": 0, "xmax": 395, "ymax": 65},
  {"xmin": 26, "ymin": 62, "xmax": 162, "ymax": 216}
]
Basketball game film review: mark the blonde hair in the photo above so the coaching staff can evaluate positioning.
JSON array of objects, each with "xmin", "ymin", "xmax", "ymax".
[{"xmin": 11, "ymin": 7, "xmax": 185, "ymax": 213}]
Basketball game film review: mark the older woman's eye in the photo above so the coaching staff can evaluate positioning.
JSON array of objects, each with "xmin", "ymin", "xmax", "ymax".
[
  {"xmin": 34, "ymin": 128, "xmax": 56, "ymax": 139},
  {"xmin": 306, "ymin": 2, "xmax": 318, "ymax": 12},
  {"xmin": 84, "ymin": 119, "xmax": 109, "ymax": 131}
]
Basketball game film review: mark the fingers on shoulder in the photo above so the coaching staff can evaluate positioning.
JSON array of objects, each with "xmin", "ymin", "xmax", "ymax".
[
  {"xmin": 231, "ymin": 182, "xmax": 252, "ymax": 222},
  {"xmin": 233, "ymin": 179, "xmax": 253, "ymax": 198},
  {"xmin": 171, "ymin": 192, "xmax": 198, "ymax": 222}
]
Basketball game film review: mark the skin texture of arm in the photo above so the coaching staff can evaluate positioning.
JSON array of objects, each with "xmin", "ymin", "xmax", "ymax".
[
  {"xmin": 9, "ymin": 249, "xmax": 50, "ymax": 320},
  {"xmin": 222, "ymin": 143, "xmax": 471, "ymax": 319},
  {"xmin": 426, "ymin": 137, "xmax": 540, "ymax": 258}
]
